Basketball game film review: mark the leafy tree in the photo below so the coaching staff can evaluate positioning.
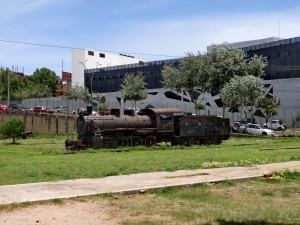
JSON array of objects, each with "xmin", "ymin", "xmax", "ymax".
[
  {"xmin": 0, "ymin": 69, "xmax": 26, "ymax": 101},
  {"xmin": 65, "ymin": 85, "xmax": 90, "ymax": 103},
  {"xmin": 258, "ymin": 96, "xmax": 280, "ymax": 124},
  {"xmin": 32, "ymin": 68, "xmax": 58, "ymax": 96},
  {"xmin": 205, "ymin": 45, "xmax": 267, "ymax": 116},
  {"xmin": 93, "ymin": 93, "xmax": 107, "ymax": 110},
  {"xmin": 221, "ymin": 75, "xmax": 265, "ymax": 121},
  {"xmin": 120, "ymin": 72, "xmax": 147, "ymax": 109},
  {"xmin": 206, "ymin": 45, "xmax": 267, "ymax": 90},
  {"xmin": 14, "ymin": 83, "xmax": 52, "ymax": 99},
  {"xmin": 162, "ymin": 52, "xmax": 209, "ymax": 115},
  {"xmin": 0, "ymin": 118, "xmax": 25, "ymax": 144}
]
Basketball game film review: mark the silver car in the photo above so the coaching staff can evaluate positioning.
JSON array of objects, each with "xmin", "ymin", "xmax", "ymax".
[
  {"xmin": 246, "ymin": 124, "xmax": 275, "ymax": 136},
  {"xmin": 53, "ymin": 106, "xmax": 67, "ymax": 113}
]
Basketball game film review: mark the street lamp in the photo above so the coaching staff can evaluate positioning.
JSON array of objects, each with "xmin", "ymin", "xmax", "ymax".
[{"xmin": 78, "ymin": 62, "xmax": 102, "ymax": 104}]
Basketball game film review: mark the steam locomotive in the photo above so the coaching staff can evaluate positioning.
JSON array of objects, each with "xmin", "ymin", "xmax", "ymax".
[{"xmin": 65, "ymin": 107, "xmax": 230, "ymax": 149}]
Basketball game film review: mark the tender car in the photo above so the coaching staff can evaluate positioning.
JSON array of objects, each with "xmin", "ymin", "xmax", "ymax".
[
  {"xmin": 33, "ymin": 106, "xmax": 54, "ymax": 113},
  {"xmin": 246, "ymin": 124, "xmax": 275, "ymax": 136},
  {"xmin": 263, "ymin": 120, "xmax": 286, "ymax": 130},
  {"xmin": 0, "ymin": 104, "xmax": 9, "ymax": 112},
  {"xmin": 53, "ymin": 106, "xmax": 67, "ymax": 113}
]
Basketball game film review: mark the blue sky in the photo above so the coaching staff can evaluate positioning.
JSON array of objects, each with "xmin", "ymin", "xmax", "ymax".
[{"xmin": 1, "ymin": 0, "xmax": 300, "ymax": 76}]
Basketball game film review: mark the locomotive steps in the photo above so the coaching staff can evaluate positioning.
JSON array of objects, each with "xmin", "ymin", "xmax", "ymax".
[{"xmin": 0, "ymin": 161, "xmax": 299, "ymax": 205}]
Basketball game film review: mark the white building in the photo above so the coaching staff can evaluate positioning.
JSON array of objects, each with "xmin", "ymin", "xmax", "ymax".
[{"xmin": 72, "ymin": 49, "xmax": 145, "ymax": 87}]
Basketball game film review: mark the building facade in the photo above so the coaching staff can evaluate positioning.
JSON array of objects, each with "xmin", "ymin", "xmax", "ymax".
[
  {"xmin": 83, "ymin": 36, "xmax": 300, "ymax": 127},
  {"xmin": 72, "ymin": 49, "xmax": 144, "ymax": 87}
]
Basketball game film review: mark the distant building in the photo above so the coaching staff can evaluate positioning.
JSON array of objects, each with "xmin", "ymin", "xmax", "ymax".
[
  {"xmin": 56, "ymin": 71, "xmax": 72, "ymax": 96},
  {"xmin": 207, "ymin": 37, "xmax": 283, "ymax": 52},
  {"xmin": 83, "ymin": 36, "xmax": 300, "ymax": 127},
  {"xmin": 72, "ymin": 49, "xmax": 145, "ymax": 87}
]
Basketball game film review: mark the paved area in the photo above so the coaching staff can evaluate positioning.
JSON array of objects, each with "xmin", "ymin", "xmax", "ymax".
[{"xmin": 0, "ymin": 161, "xmax": 299, "ymax": 205}]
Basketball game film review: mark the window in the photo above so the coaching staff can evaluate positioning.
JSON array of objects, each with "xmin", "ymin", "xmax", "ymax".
[
  {"xmin": 160, "ymin": 114, "xmax": 172, "ymax": 121},
  {"xmin": 88, "ymin": 51, "xmax": 94, "ymax": 56},
  {"xmin": 99, "ymin": 53, "xmax": 105, "ymax": 58}
]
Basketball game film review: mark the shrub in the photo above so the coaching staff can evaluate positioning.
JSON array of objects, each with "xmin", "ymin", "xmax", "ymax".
[{"xmin": 0, "ymin": 118, "xmax": 25, "ymax": 144}]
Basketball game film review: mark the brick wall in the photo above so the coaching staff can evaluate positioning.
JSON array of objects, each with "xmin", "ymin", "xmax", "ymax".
[{"xmin": 0, "ymin": 111, "xmax": 77, "ymax": 135}]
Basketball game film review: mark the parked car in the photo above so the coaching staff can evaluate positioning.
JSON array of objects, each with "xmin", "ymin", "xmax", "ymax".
[
  {"xmin": 233, "ymin": 121, "xmax": 246, "ymax": 129},
  {"xmin": 263, "ymin": 120, "xmax": 286, "ymax": 130},
  {"xmin": 229, "ymin": 125, "xmax": 238, "ymax": 133},
  {"xmin": 33, "ymin": 106, "xmax": 54, "ymax": 113},
  {"xmin": 8, "ymin": 103, "xmax": 29, "ymax": 112},
  {"xmin": 246, "ymin": 123, "xmax": 275, "ymax": 136},
  {"xmin": 53, "ymin": 106, "xmax": 67, "ymax": 113},
  {"xmin": 0, "ymin": 104, "xmax": 9, "ymax": 112}
]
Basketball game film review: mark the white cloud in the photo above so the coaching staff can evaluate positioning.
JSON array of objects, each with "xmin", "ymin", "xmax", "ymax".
[{"xmin": 107, "ymin": 5, "xmax": 300, "ymax": 60}]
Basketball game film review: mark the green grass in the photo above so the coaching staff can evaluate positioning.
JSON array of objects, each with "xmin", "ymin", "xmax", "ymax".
[
  {"xmin": 106, "ymin": 172, "xmax": 300, "ymax": 225},
  {"xmin": 0, "ymin": 135, "xmax": 300, "ymax": 185}
]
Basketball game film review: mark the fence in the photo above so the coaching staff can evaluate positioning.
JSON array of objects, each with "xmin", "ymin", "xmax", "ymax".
[{"xmin": 0, "ymin": 111, "xmax": 77, "ymax": 135}]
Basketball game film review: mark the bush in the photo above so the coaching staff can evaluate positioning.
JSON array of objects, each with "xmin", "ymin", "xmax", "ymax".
[{"xmin": 0, "ymin": 118, "xmax": 25, "ymax": 144}]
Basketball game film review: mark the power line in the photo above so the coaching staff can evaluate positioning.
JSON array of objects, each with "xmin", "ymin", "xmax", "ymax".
[{"xmin": 0, "ymin": 39, "xmax": 183, "ymax": 58}]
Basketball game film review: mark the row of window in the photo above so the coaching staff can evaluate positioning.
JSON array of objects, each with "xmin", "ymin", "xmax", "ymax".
[
  {"xmin": 88, "ymin": 51, "xmax": 105, "ymax": 58},
  {"xmin": 242, "ymin": 36, "xmax": 300, "ymax": 51}
]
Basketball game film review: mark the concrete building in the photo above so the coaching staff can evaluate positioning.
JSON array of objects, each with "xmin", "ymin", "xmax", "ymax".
[
  {"xmin": 207, "ymin": 37, "xmax": 283, "ymax": 52},
  {"xmin": 83, "ymin": 36, "xmax": 300, "ymax": 127},
  {"xmin": 72, "ymin": 49, "xmax": 145, "ymax": 87}
]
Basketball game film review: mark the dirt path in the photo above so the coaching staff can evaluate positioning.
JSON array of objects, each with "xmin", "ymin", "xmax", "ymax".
[{"xmin": 0, "ymin": 200, "xmax": 120, "ymax": 225}]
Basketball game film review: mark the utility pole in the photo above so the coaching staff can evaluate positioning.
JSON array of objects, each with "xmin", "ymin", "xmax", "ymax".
[
  {"xmin": 7, "ymin": 70, "xmax": 10, "ymax": 107},
  {"xmin": 78, "ymin": 62, "xmax": 102, "ymax": 104}
]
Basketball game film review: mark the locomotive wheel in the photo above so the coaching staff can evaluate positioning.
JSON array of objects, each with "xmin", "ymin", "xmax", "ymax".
[
  {"xmin": 145, "ymin": 136, "xmax": 156, "ymax": 146},
  {"xmin": 182, "ymin": 139, "xmax": 191, "ymax": 146},
  {"xmin": 131, "ymin": 136, "xmax": 143, "ymax": 146},
  {"xmin": 171, "ymin": 136, "xmax": 179, "ymax": 146}
]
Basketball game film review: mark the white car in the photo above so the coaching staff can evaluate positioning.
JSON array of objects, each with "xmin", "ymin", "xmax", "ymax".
[
  {"xmin": 263, "ymin": 120, "xmax": 286, "ymax": 130},
  {"xmin": 246, "ymin": 124, "xmax": 275, "ymax": 136},
  {"xmin": 53, "ymin": 106, "xmax": 67, "ymax": 113}
]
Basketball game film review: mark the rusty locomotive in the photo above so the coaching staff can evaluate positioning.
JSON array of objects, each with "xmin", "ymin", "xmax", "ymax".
[{"xmin": 65, "ymin": 108, "xmax": 230, "ymax": 149}]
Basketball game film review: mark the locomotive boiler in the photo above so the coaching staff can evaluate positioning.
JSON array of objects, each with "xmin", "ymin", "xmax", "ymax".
[{"xmin": 65, "ymin": 108, "xmax": 230, "ymax": 149}]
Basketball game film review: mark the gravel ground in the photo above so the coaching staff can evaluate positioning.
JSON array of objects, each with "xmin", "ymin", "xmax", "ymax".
[{"xmin": 0, "ymin": 200, "xmax": 120, "ymax": 225}]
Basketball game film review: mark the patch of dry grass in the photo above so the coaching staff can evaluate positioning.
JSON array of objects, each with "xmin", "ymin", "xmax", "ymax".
[{"xmin": 105, "ymin": 175, "xmax": 300, "ymax": 225}]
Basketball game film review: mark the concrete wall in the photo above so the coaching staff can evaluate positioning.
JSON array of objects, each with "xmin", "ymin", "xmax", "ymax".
[{"xmin": 0, "ymin": 111, "xmax": 77, "ymax": 135}]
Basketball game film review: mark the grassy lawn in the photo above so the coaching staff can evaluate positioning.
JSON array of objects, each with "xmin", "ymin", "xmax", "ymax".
[
  {"xmin": 0, "ymin": 135, "xmax": 300, "ymax": 185},
  {"xmin": 104, "ymin": 171, "xmax": 300, "ymax": 225}
]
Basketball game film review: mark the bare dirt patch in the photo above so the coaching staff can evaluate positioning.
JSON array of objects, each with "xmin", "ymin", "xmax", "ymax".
[{"xmin": 0, "ymin": 200, "xmax": 120, "ymax": 225}]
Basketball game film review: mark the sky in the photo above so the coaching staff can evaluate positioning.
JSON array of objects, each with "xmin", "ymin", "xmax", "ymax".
[{"xmin": 1, "ymin": 0, "xmax": 300, "ymax": 76}]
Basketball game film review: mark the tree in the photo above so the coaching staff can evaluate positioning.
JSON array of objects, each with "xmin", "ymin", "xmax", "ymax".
[
  {"xmin": 65, "ymin": 85, "xmax": 90, "ymax": 111},
  {"xmin": 0, "ymin": 69, "xmax": 26, "ymax": 101},
  {"xmin": 220, "ymin": 75, "xmax": 265, "ymax": 121},
  {"xmin": 258, "ymin": 96, "xmax": 280, "ymax": 124},
  {"xmin": 32, "ymin": 68, "xmax": 58, "ymax": 96},
  {"xmin": 0, "ymin": 118, "xmax": 25, "ymax": 144},
  {"xmin": 204, "ymin": 45, "xmax": 267, "ymax": 116},
  {"xmin": 206, "ymin": 45, "xmax": 268, "ymax": 90},
  {"xmin": 120, "ymin": 72, "xmax": 147, "ymax": 109},
  {"xmin": 162, "ymin": 52, "xmax": 209, "ymax": 115},
  {"xmin": 93, "ymin": 93, "xmax": 107, "ymax": 110},
  {"xmin": 14, "ymin": 83, "xmax": 52, "ymax": 99},
  {"xmin": 65, "ymin": 85, "xmax": 90, "ymax": 103}
]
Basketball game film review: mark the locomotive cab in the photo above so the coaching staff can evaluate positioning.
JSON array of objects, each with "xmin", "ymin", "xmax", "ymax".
[{"xmin": 139, "ymin": 108, "xmax": 183, "ymax": 133}]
